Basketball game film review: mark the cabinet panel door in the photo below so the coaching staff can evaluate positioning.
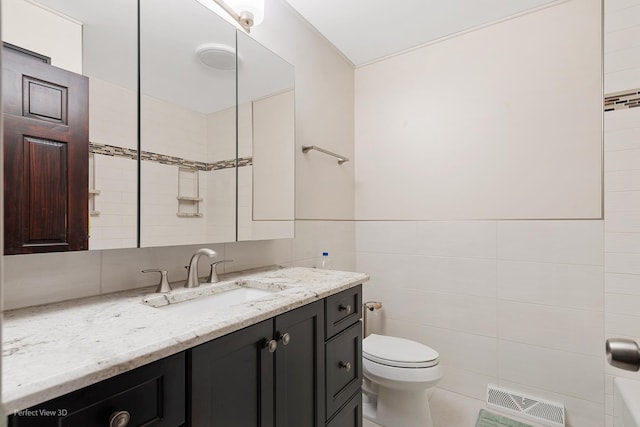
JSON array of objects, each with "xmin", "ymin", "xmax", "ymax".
[
  {"xmin": 2, "ymin": 47, "xmax": 89, "ymax": 254},
  {"xmin": 275, "ymin": 300, "xmax": 325, "ymax": 427},
  {"xmin": 326, "ymin": 321, "xmax": 363, "ymax": 419},
  {"xmin": 326, "ymin": 393, "xmax": 362, "ymax": 427},
  {"xmin": 9, "ymin": 352, "xmax": 185, "ymax": 427},
  {"xmin": 189, "ymin": 319, "xmax": 274, "ymax": 427}
]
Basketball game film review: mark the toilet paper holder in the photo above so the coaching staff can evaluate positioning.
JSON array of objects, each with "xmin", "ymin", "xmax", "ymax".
[
  {"xmin": 363, "ymin": 301, "xmax": 382, "ymax": 338},
  {"xmin": 606, "ymin": 338, "xmax": 640, "ymax": 372}
]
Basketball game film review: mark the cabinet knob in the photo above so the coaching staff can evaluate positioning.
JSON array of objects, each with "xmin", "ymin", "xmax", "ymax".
[
  {"xmin": 339, "ymin": 304, "xmax": 352, "ymax": 314},
  {"xmin": 339, "ymin": 361, "xmax": 352, "ymax": 372},
  {"xmin": 109, "ymin": 410, "xmax": 130, "ymax": 427},
  {"xmin": 265, "ymin": 339, "xmax": 278, "ymax": 353},
  {"xmin": 278, "ymin": 332, "xmax": 291, "ymax": 346}
]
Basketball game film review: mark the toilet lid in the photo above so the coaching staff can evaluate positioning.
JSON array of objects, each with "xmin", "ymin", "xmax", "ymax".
[{"xmin": 363, "ymin": 334, "xmax": 439, "ymax": 368}]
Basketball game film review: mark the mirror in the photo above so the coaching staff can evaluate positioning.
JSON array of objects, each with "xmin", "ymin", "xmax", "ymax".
[
  {"xmin": 236, "ymin": 31, "xmax": 295, "ymax": 241},
  {"xmin": 1, "ymin": 0, "xmax": 138, "ymax": 252},
  {"xmin": 139, "ymin": 0, "xmax": 237, "ymax": 247}
]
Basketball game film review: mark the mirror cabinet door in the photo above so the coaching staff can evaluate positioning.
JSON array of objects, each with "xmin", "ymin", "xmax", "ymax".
[
  {"xmin": 139, "ymin": 0, "xmax": 237, "ymax": 247},
  {"xmin": 236, "ymin": 31, "xmax": 295, "ymax": 241},
  {"xmin": 1, "ymin": 0, "xmax": 139, "ymax": 253}
]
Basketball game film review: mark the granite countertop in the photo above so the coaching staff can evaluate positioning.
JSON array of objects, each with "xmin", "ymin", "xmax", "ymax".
[{"xmin": 2, "ymin": 267, "xmax": 368, "ymax": 414}]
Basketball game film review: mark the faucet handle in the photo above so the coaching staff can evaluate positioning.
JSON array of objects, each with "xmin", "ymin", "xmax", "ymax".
[
  {"xmin": 142, "ymin": 269, "xmax": 172, "ymax": 293},
  {"xmin": 206, "ymin": 259, "xmax": 234, "ymax": 284}
]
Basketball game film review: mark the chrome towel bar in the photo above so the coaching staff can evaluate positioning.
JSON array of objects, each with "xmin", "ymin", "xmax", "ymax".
[{"xmin": 302, "ymin": 145, "xmax": 349, "ymax": 164}]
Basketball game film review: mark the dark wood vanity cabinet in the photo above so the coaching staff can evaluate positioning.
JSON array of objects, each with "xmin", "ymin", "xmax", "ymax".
[
  {"xmin": 8, "ymin": 353, "xmax": 185, "ymax": 427},
  {"xmin": 8, "ymin": 286, "xmax": 363, "ymax": 427},
  {"xmin": 189, "ymin": 299, "xmax": 326, "ymax": 427}
]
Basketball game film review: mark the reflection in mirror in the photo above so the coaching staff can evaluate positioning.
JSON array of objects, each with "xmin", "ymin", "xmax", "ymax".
[
  {"xmin": 140, "ymin": 0, "xmax": 237, "ymax": 247},
  {"xmin": 1, "ymin": 0, "xmax": 138, "ymax": 253},
  {"xmin": 236, "ymin": 31, "xmax": 295, "ymax": 241}
]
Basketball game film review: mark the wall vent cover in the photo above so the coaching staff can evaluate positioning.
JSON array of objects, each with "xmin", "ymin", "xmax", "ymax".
[{"xmin": 486, "ymin": 384, "xmax": 565, "ymax": 427}]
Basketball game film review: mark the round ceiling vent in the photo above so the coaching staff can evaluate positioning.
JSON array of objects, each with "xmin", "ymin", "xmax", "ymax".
[{"xmin": 195, "ymin": 43, "xmax": 236, "ymax": 71}]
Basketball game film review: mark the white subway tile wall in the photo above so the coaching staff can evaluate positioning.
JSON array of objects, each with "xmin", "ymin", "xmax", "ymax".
[
  {"xmin": 605, "ymin": 0, "xmax": 640, "ymax": 425},
  {"xmin": 357, "ymin": 220, "xmax": 605, "ymax": 427}
]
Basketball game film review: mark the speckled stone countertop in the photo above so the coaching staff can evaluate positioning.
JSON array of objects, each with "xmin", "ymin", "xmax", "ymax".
[{"xmin": 2, "ymin": 267, "xmax": 368, "ymax": 413}]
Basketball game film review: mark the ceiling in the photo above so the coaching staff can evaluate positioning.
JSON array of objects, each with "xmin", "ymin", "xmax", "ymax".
[{"xmin": 283, "ymin": 0, "xmax": 559, "ymax": 66}]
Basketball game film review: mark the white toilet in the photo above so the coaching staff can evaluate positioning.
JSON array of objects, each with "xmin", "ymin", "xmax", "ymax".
[{"xmin": 362, "ymin": 334, "xmax": 443, "ymax": 427}]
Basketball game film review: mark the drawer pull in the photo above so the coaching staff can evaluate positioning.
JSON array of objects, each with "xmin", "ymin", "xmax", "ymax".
[
  {"xmin": 109, "ymin": 410, "xmax": 131, "ymax": 427},
  {"xmin": 339, "ymin": 361, "xmax": 352, "ymax": 372},
  {"xmin": 265, "ymin": 339, "xmax": 278, "ymax": 353},
  {"xmin": 278, "ymin": 332, "xmax": 291, "ymax": 346},
  {"xmin": 339, "ymin": 304, "xmax": 352, "ymax": 314}
]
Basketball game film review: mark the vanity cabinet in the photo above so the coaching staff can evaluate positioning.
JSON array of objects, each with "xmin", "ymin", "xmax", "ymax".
[
  {"xmin": 189, "ymin": 299, "xmax": 325, "ymax": 427},
  {"xmin": 8, "ymin": 353, "xmax": 185, "ymax": 427},
  {"xmin": 7, "ymin": 285, "xmax": 363, "ymax": 427}
]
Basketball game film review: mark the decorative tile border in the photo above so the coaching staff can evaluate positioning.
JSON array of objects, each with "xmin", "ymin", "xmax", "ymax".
[
  {"xmin": 89, "ymin": 143, "xmax": 251, "ymax": 170},
  {"xmin": 605, "ymin": 89, "xmax": 640, "ymax": 112}
]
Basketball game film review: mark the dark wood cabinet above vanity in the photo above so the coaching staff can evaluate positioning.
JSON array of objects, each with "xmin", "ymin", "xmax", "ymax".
[{"xmin": 8, "ymin": 285, "xmax": 364, "ymax": 427}]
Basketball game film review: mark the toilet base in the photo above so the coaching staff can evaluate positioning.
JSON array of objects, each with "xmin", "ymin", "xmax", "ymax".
[{"xmin": 363, "ymin": 386, "xmax": 434, "ymax": 427}]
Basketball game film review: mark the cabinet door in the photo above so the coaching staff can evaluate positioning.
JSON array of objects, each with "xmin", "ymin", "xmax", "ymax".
[
  {"xmin": 275, "ymin": 300, "xmax": 325, "ymax": 427},
  {"xmin": 2, "ymin": 47, "xmax": 89, "ymax": 254},
  {"xmin": 189, "ymin": 319, "xmax": 274, "ymax": 427},
  {"xmin": 9, "ymin": 352, "xmax": 185, "ymax": 427}
]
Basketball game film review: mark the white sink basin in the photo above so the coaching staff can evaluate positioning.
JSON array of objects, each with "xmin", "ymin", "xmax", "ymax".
[
  {"xmin": 142, "ymin": 279, "xmax": 290, "ymax": 316},
  {"xmin": 615, "ymin": 377, "xmax": 640, "ymax": 427}
]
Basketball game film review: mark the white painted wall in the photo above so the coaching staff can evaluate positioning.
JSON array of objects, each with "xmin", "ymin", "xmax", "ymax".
[
  {"xmin": 1, "ymin": 0, "xmax": 82, "ymax": 73},
  {"xmin": 603, "ymin": 0, "xmax": 640, "ymax": 425},
  {"xmin": 355, "ymin": 0, "xmax": 602, "ymax": 220}
]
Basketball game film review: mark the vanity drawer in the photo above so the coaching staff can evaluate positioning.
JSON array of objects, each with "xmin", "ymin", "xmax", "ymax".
[
  {"xmin": 9, "ymin": 352, "xmax": 185, "ymax": 427},
  {"xmin": 325, "ymin": 285, "xmax": 362, "ymax": 339},
  {"xmin": 326, "ymin": 393, "xmax": 362, "ymax": 427},
  {"xmin": 326, "ymin": 320, "xmax": 362, "ymax": 419}
]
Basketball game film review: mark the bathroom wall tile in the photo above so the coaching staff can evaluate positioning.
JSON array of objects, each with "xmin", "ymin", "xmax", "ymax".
[
  {"xmin": 606, "ymin": 312, "xmax": 640, "ymax": 338},
  {"xmin": 605, "ymin": 252, "xmax": 640, "ymax": 274},
  {"xmin": 223, "ymin": 239, "xmax": 292, "ymax": 273},
  {"xmin": 606, "ymin": 232, "xmax": 640, "ymax": 254},
  {"xmin": 604, "ymin": 128, "xmax": 640, "ymax": 152},
  {"xmin": 605, "ymin": 272, "xmax": 640, "ymax": 295},
  {"xmin": 498, "ymin": 302, "xmax": 604, "ymax": 356},
  {"xmin": 497, "ymin": 221, "xmax": 604, "ymax": 266},
  {"xmin": 605, "ymin": 210, "xmax": 640, "ymax": 233},
  {"xmin": 3, "ymin": 251, "xmax": 102, "ymax": 310},
  {"xmin": 605, "ymin": 69, "xmax": 640, "ymax": 94},
  {"xmin": 497, "ymin": 260, "xmax": 604, "ymax": 310},
  {"xmin": 498, "ymin": 341, "xmax": 604, "ymax": 403},
  {"xmin": 605, "ymin": 5, "xmax": 640, "ymax": 33},
  {"xmin": 292, "ymin": 220, "xmax": 356, "ymax": 270},
  {"xmin": 356, "ymin": 252, "xmax": 424, "ymax": 291},
  {"xmin": 418, "ymin": 256, "xmax": 497, "ymax": 297},
  {"xmin": 383, "ymin": 318, "xmax": 498, "ymax": 376},
  {"xmin": 429, "ymin": 388, "xmax": 487, "ymax": 427},
  {"xmin": 605, "ymin": 149, "xmax": 640, "ymax": 172},
  {"xmin": 437, "ymin": 365, "xmax": 496, "ymax": 401},
  {"xmin": 606, "ymin": 191, "xmax": 640, "ymax": 212},
  {"xmin": 355, "ymin": 221, "xmax": 418, "ymax": 254},
  {"xmin": 415, "ymin": 221, "xmax": 497, "ymax": 259},
  {"xmin": 605, "ymin": 25, "xmax": 640, "ymax": 54},
  {"xmin": 606, "ymin": 293, "xmax": 640, "ymax": 316},
  {"xmin": 382, "ymin": 289, "xmax": 497, "ymax": 337},
  {"xmin": 497, "ymin": 380, "xmax": 606, "ymax": 427},
  {"xmin": 605, "ymin": 46, "xmax": 640, "ymax": 74}
]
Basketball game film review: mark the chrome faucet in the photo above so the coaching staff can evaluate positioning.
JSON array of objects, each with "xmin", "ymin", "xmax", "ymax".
[{"xmin": 185, "ymin": 248, "xmax": 217, "ymax": 288}]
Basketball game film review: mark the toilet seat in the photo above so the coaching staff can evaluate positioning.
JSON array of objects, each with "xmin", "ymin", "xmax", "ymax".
[{"xmin": 363, "ymin": 334, "xmax": 439, "ymax": 368}]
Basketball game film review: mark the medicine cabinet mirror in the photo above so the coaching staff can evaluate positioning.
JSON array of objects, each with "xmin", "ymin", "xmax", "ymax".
[
  {"xmin": 2, "ymin": 0, "xmax": 138, "ymax": 254},
  {"xmin": 236, "ymin": 30, "xmax": 295, "ymax": 241},
  {"xmin": 2, "ymin": 0, "xmax": 296, "ymax": 254}
]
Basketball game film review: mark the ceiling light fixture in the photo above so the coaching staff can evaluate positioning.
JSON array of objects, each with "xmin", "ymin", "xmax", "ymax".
[{"xmin": 211, "ymin": 0, "xmax": 264, "ymax": 33}]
